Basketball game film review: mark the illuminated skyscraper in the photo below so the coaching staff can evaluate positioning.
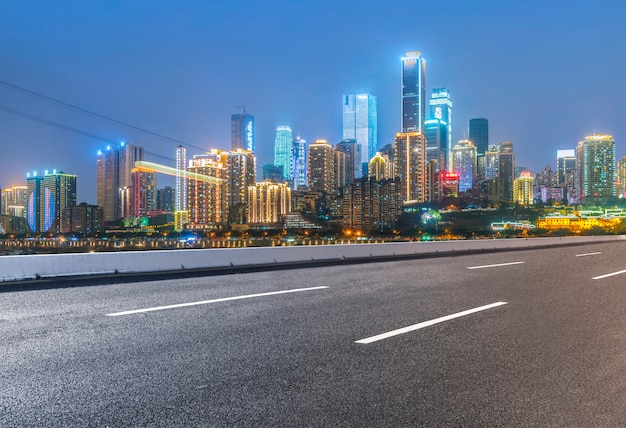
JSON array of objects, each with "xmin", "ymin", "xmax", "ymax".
[
  {"xmin": 424, "ymin": 119, "xmax": 448, "ymax": 169},
  {"xmin": 231, "ymin": 111, "xmax": 255, "ymax": 152},
  {"xmin": 394, "ymin": 132, "xmax": 426, "ymax": 202},
  {"xmin": 291, "ymin": 136, "xmax": 307, "ymax": 189},
  {"xmin": 369, "ymin": 153, "xmax": 393, "ymax": 181},
  {"xmin": 485, "ymin": 145, "xmax": 500, "ymax": 180},
  {"xmin": 27, "ymin": 171, "xmax": 76, "ymax": 233},
  {"xmin": 273, "ymin": 126, "xmax": 293, "ymax": 180},
  {"xmin": 429, "ymin": 88, "xmax": 452, "ymax": 161},
  {"xmin": 175, "ymin": 145, "xmax": 187, "ymax": 231},
  {"xmin": 342, "ymin": 94, "xmax": 378, "ymax": 166},
  {"xmin": 451, "ymin": 139, "xmax": 477, "ymax": 192},
  {"xmin": 557, "ymin": 149, "xmax": 576, "ymax": 200},
  {"xmin": 401, "ymin": 51, "xmax": 426, "ymax": 133},
  {"xmin": 308, "ymin": 140, "xmax": 335, "ymax": 193},
  {"xmin": 576, "ymin": 134, "xmax": 616, "ymax": 203},
  {"xmin": 513, "ymin": 170, "xmax": 534, "ymax": 205},
  {"xmin": 336, "ymin": 139, "xmax": 362, "ymax": 182},
  {"xmin": 498, "ymin": 142, "xmax": 515, "ymax": 202},
  {"xmin": 334, "ymin": 149, "xmax": 348, "ymax": 190}
]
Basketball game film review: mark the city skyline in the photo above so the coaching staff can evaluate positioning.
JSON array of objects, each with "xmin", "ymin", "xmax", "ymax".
[{"xmin": 1, "ymin": 1, "xmax": 625, "ymax": 203}]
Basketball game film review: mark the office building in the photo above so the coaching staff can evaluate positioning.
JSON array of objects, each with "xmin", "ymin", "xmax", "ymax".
[
  {"xmin": 342, "ymin": 94, "xmax": 378, "ymax": 166},
  {"xmin": 394, "ymin": 131, "xmax": 426, "ymax": 202},
  {"xmin": 308, "ymin": 140, "xmax": 335, "ymax": 194},
  {"xmin": 401, "ymin": 51, "xmax": 426, "ymax": 133},
  {"xmin": 469, "ymin": 118, "xmax": 489, "ymax": 178},
  {"xmin": 231, "ymin": 111, "xmax": 255, "ymax": 152},
  {"xmin": 96, "ymin": 145, "xmax": 120, "ymax": 223},
  {"xmin": 424, "ymin": 118, "xmax": 448, "ymax": 169},
  {"xmin": 262, "ymin": 164, "xmax": 284, "ymax": 182},
  {"xmin": 498, "ymin": 142, "xmax": 515, "ymax": 202},
  {"xmin": 273, "ymin": 126, "xmax": 293, "ymax": 181},
  {"xmin": 576, "ymin": 134, "xmax": 616, "ymax": 204},
  {"xmin": 429, "ymin": 88, "xmax": 452, "ymax": 162},
  {"xmin": 513, "ymin": 170, "xmax": 534, "ymax": 205},
  {"xmin": 451, "ymin": 139, "xmax": 477, "ymax": 192},
  {"xmin": 291, "ymin": 136, "xmax": 307, "ymax": 189}
]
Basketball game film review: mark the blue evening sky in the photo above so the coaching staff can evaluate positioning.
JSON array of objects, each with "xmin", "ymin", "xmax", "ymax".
[{"xmin": 1, "ymin": 0, "xmax": 625, "ymax": 203}]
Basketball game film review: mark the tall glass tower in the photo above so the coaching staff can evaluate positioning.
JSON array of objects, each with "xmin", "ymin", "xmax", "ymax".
[
  {"xmin": 576, "ymin": 134, "xmax": 616, "ymax": 204},
  {"xmin": 430, "ymin": 88, "xmax": 452, "ymax": 159},
  {"xmin": 231, "ymin": 112, "xmax": 255, "ymax": 152},
  {"xmin": 401, "ymin": 51, "xmax": 426, "ymax": 133},
  {"xmin": 273, "ymin": 126, "xmax": 293, "ymax": 180},
  {"xmin": 291, "ymin": 136, "xmax": 307, "ymax": 190},
  {"xmin": 342, "ymin": 94, "xmax": 377, "ymax": 166}
]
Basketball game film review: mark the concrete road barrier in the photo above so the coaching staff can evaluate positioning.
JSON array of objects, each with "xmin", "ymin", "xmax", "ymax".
[{"xmin": 1, "ymin": 235, "xmax": 623, "ymax": 282}]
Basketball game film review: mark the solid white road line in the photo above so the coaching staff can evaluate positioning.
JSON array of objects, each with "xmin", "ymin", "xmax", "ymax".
[
  {"xmin": 355, "ymin": 301, "xmax": 508, "ymax": 344},
  {"xmin": 576, "ymin": 252, "xmax": 602, "ymax": 257},
  {"xmin": 105, "ymin": 286, "xmax": 329, "ymax": 317},
  {"xmin": 592, "ymin": 270, "xmax": 626, "ymax": 280},
  {"xmin": 466, "ymin": 261, "xmax": 524, "ymax": 270}
]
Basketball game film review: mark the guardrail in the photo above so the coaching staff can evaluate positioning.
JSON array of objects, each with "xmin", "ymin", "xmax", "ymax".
[{"xmin": 1, "ymin": 235, "xmax": 624, "ymax": 282}]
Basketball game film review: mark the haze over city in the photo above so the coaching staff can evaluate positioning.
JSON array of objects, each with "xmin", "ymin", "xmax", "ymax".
[{"xmin": 1, "ymin": 0, "xmax": 625, "ymax": 203}]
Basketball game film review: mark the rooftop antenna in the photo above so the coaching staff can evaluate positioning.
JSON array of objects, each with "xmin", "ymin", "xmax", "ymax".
[{"xmin": 236, "ymin": 105, "xmax": 246, "ymax": 116}]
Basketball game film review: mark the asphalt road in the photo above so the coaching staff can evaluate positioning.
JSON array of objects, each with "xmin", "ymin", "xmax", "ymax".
[{"xmin": 1, "ymin": 242, "xmax": 626, "ymax": 427}]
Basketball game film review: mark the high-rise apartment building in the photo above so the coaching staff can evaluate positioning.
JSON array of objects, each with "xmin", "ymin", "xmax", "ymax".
[
  {"xmin": 187, "ymin": 151, "xmax": 227, "ymax": 229},
  {"xmin": 498, "ymin": 141, "xmax": 515, "ymax": 202},
  {"xmin": 451, "ymin": 139, "xmax": 477, "ymax": 192},
  {"xmin": 26, "ymin": 171, "xmax": 76, "ymax": 233},
  {"xmin": 175, "ymin": 145, "xmax": 188, "ymax": 231},
  {"xmin": 401, "ymin": 51, "xmax": 426, "ymax": 133},
  {"xmin": 61, "ymin": 203, "xmax": 103, "ymax": 235},
  {"xmin": 156, "ymin": 186, "xmax": 175, "ymax": 211},
  {"xmin": 334, "ymin": 149, "xmax": 348, "ymax": 190},
  {"xmin": 394, "ymin": 131, "xmax": 426, "ymax": 202},
  {"xmin": 226, "ymin": 149, "xmax": 256, "ymax": 225},
  {"xmin": 336, "ymin": 139, "xmax": 362, "ymax": 182},
  {"xmin": 291, "ymin": 136, "xmax": 307, "ymax": 189},
  {"xmin": 342, "ymin": 94, "xmax": 378, "ymax": 166},
  {"xmin": 557, "ymin": 149, "xmax": 577, "ymax": 200},
  {"xmin": 96, "ymin": 142, "xmax": 143, "ymax": 223},
  {"xmin": 308, "ymin": 140, "xmax": 335, "ymax": 194},
  {"xmin": 247, "ymin": 181, "xmax": 292, "ymax": 224},
  {"xmin": 1, "ymin": 185, "xmax": 27, "ymax": 218},
  {"xmin": 231, "ymin": 112, "xmax": 255, "ymax": 152},
  {"xmin": 273, "ymin": 126, "xmax": 293, "ymax": 180},
  {"xmin": 618, "ymin": 156, "xmax": 626, "ymax": 198},
  {"xmin": 342, "ymin": 176, "xmax": 402, "ymax": 233},
  {"xmin": 368, "ymin": 153, "xmax": 393, "ymax": 181},
  {"xmin": 513, "ymin": 170, "xmax": 534, "ymax": 205},
  {"xmin": 131, "ymin": 168, "xmax": 157, "ymax": 217},
  {"xmin": 576, "ymin": 134, "xmax": 616, "ymax": 204},
  {"xmin": 429, "ymin": 88, "xmax": 452, "ymax": 161}
]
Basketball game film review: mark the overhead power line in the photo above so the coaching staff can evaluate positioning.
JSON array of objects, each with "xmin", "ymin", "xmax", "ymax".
[
  {"xmin": 0, "ymin": 104, "xmax": 174, "ymax": 162},
  {"xmin": 0, "ymin": 79, "xmax": 208, "ymax": 153}
]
